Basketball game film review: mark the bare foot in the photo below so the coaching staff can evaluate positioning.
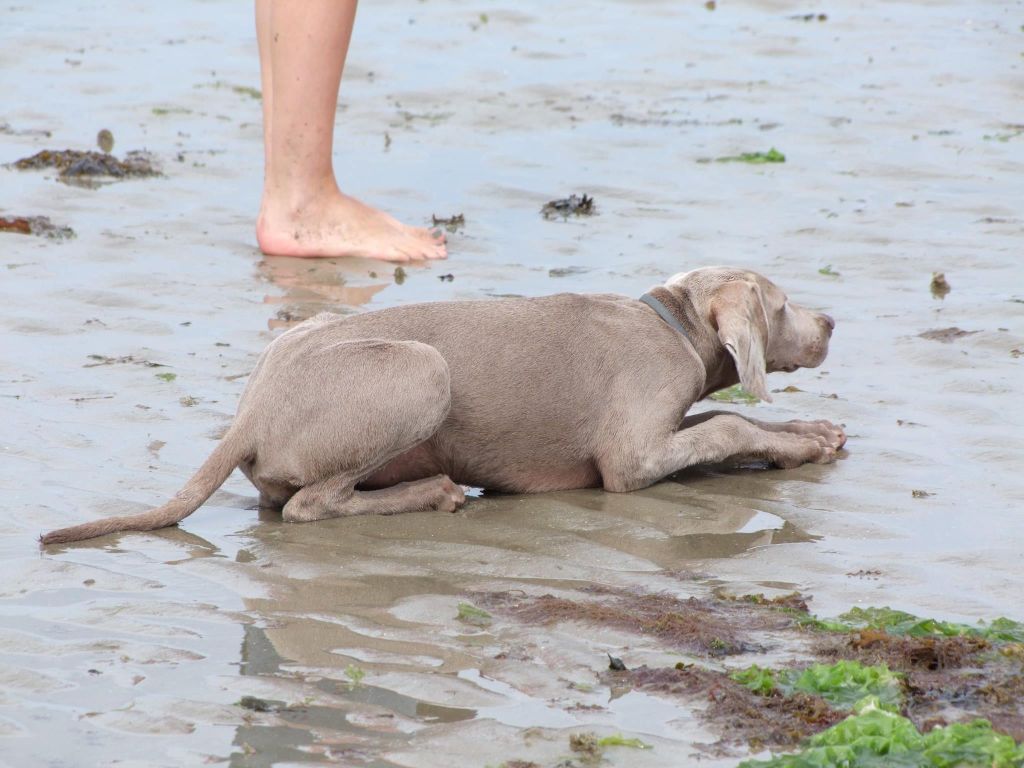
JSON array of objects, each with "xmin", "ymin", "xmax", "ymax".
[{"xmin": 257, "ymin": 188, "xmax": 447, "ymax": 262}]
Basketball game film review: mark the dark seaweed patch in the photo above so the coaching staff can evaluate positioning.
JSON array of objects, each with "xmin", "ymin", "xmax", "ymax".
[
  {"xmin": 541, "ymin": 194, "xmax": 595, "ymax": 220},
  {"xmin": 478, "ymin": 586, "xmax": 782, "ymax": 657},
  {"xmin": 12, "ymin": 148, "xmax": 160, "ymax": 185},
  {"xmin": 0, "ymin": 121, "xmax": 51, "ymax": 138},
  {"xmin": 238, "ymin": 695, "xmax": 281, "ymax": 713},
  {"xmin": 431, "ymin": 213, "xmax": 465, "ymax": 232},
  {"xmin": 0, "ymin": 215, "xmax": 75, "ymax": 240},
  {"xmin": 818, "ymin": 628, "xmax": 989, "ymax": 671},
  {"xmin": 918, "ymin": 327, "xmax": 978, "ymax": 342},
  {"xmin": 548, "ymin": 266, "xmax": 590, "ymax": 278},
  {"xmin": 620, "ymin": 665, "xmax": 842, "ymax": 752}
]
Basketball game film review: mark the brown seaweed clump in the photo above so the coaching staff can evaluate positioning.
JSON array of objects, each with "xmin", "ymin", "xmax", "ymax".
[
  {"xmin": 722, "ymin": 591, "xmax": 811, "ymax": 613},
  {"xmin": 12, "ymin": 148, "xmax": 160, "ymax": 184},
  {"xmin": 478, "ymin": 585, "xmax": 791, "ymax": 657},
  {"xmin": 616, "ymin": 664, "xmax": 843, "ymax": 752},
  {"xmin": 0, "ymin": 215, "xmax": 75, "ymax": 240},
  {"xmin": 972, "ymin": 673, "xmax": 1024, "ymax": 741},
  {"xmin": 818, "ymin": 628, "xmax": 990, "ymax": 671},
  {"xmin": 918, "ymin": 327, "xmax": 978, "ymax": 343},
  {"xmin": 898, "ymin": 665, "xmax": 1024, "ymax": 743}
]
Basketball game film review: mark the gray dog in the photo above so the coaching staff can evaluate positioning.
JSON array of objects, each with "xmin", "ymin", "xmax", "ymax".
[{"xmin": 41, "ymin": 266, "xmax": 844, "ymax": 545}]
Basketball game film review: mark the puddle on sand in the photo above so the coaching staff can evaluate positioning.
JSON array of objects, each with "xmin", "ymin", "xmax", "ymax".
[
  {"xmin": 214, "ymin": 491, "xmax": 777, "ymax": 764},
  {"xmin": 2, "ymin": 0, "xmax": 1023, "ymax": 764},
  {"xmin": 231, "ymin": 623, "xmax": 474, "ymax": 766}
]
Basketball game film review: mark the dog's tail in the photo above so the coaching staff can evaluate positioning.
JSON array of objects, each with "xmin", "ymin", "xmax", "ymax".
[{"xmin": 40, "ymin": 432, "xmax": 246, "ymax": 546}]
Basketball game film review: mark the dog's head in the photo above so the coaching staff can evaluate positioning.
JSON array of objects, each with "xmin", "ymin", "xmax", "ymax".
[{"xmin": 665, "ymin": 267, "xmax": 834, "ymax": 402}]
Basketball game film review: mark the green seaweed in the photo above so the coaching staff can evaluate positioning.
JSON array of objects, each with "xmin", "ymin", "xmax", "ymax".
[
  {"xmin": 710, "ymin": 384, "xmax": 759, "ymax": 404},
  {"xmin": 344, "ymin": 664, "xmax": 365, "ymax": 688},
  {"xmin": 714, "ymin": 148, "xmax": 786, "ymax": 164},
  {"xmin": 456, "ymin": 602, "xmax": 492, "ymax": 627},
  {"xmin": 791, "ymin": 613, "xmax": 857, "ymax": 632},
  {"xmin": 232, "ymin": 85, "xmax": 262, "ymax": 99},
  {"xmin": 818, "ymin": 265, "xmax": 840, "ymax": 277},
  {"xmin": 740, "ymin": 698, "xmax": 1024, "ymax": 767},
  {"xmin": 783, "ymin": 604, "xmax": 1024, "ymax": 645},
  {"xmin": 201, "ymin": 81, "xmax": 262, "ymax": 100},
  {"xmin": 731, "ymin": 661, "xmax": 904, "ymax": 712},
  {"xmin": 983, "ymin": 618, "xmax": 1024, "ymax": 643},
  {"xmin": 837, "ymin": 607, "xmax": 1024, "ymax": 643},
  {"xmin": 596, "ymin": 734, "xmax": 652, "ymax": 749},
  {"xmin": 155, "ymin": 372, "xmax": 177, "ymax": 382},
  {"xmin": 732, "ymin": 664, "xmax": 777, "ymax": 696},
  {"xmin": 983, "ymin": 130, "xmax": 1023, "ymax": 143},
  {"xmin": 787, "ymin": 662, "xmax": 903, "ymax": 712}
]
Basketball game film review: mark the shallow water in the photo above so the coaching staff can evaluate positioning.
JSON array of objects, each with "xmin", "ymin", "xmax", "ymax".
[{"xmin": 2, "ymin": 0, "xmax": 1023, "ymax": 765}]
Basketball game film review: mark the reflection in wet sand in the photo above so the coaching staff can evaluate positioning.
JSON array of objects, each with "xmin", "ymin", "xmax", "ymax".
[
  {"xmin": 205, "ymin": 480, "xmax": 814, "ymax": 765},
  {"xmin": 232, "ymin": 623, "xmax": 475, "ymax": 767},
  {"xmin": 258, "ymin": 256, "xmax": 391, "ymax": 330}
]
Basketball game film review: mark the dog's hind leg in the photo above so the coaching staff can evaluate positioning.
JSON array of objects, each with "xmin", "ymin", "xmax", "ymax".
[
  {"xmin": 282, "ymin": 474, "xmax": 465, "ymax": 522},
  {"xmin": 253, "ymin": 337, "xmax": 462, "ymax": 523},
  {"xmin": 247, "ymin": 337, "xmax": 453, "ymax": 510}
]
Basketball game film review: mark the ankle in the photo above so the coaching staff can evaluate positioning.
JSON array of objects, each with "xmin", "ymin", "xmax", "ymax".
[{"xmin": 261, "ymin": 175, "xmax": 339, "ymax": 221}]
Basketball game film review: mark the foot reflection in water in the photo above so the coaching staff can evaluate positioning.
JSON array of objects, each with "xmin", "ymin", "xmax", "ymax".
[{"xmin": 258, "ymin": 255, "xmax": 391, "ymax": 330}]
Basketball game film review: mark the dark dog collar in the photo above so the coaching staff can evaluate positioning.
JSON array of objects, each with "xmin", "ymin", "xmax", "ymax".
[{"xmin": 639, "ymin": 290, "xmax": 692, "ymax": 344}]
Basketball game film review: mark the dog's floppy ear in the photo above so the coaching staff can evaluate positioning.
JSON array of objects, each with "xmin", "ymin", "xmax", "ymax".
[{"xmin": 711, "ymin": 280, "xmax": 772, "ymax": 403}]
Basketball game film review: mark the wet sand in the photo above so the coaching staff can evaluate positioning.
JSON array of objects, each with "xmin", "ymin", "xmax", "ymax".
[{"xmin": 2, "ymin": 0, "xmax": 1023, "ymax": 765}]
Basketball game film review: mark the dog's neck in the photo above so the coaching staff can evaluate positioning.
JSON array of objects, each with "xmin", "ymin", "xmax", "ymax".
[{"xmin": 645, "ymin": 286, "xmax": 739, "ymax": 395}]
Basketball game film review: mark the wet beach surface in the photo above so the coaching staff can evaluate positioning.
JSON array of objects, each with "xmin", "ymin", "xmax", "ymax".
[{"xmin": 2, "ymin": 0, "xmax": 1023, "ymax": 765}]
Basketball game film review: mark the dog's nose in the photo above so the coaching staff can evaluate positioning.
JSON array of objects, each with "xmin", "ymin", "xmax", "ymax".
[{"xmin": 820, "ymin": 313, "xmax": 835, "ymax": 332}]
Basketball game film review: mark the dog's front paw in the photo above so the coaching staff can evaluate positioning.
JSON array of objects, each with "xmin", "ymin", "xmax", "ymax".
[
  {"xmin": 806, "ymin": 419, "xmax": 846, "ymax": 450},
  {"xmin": 782, "ymin": 419, "xmax": 846, "ymax": 450},
  {"xmin": 772, "ymin": 433, "xmax": 838, "ymax": 469}
]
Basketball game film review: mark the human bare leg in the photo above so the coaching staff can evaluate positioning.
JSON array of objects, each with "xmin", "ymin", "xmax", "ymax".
[{"xmin": 254, "ymin": 0, "xmax": 446, "ymax": 261}]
